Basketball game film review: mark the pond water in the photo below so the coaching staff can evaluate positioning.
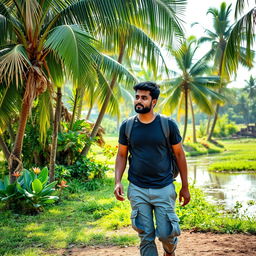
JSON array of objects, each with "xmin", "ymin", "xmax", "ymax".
[{"xmin": 176, "ymin": 155, "xmax": 256, "ymax": 216}]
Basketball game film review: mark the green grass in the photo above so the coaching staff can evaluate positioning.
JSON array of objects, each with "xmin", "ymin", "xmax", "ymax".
[
  {"xmin": 208, "ymin": 138, "xmax": 256, "ymax": 172},
  {"xmin": 1, "ymin": 173, "xmax": 256, "ymax": 256}
]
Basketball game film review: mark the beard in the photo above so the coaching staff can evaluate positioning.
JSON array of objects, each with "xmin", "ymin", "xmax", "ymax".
[{"xmin": 134, "ymin": 102, "xmax": 152, "ymax": 114}]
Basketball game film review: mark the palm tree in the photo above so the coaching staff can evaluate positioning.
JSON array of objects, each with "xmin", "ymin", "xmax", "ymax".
[
  {"xmin": 0, "ymin": 0, "xmax": 161, "ymax": 182},
  {"xmin": 80, "ymin": 0, "xmax": 187, "ymax": 156},
  {"xmin": 223, "ymin": 0, "xmax": 256, "ymax": 76},
  {"xmin": 197, "ymin": 2, "xmax": 232, "ymax": 141},
  {"xmin": 161, "ymin": 37, "xmax": 224, "ymax": 142},
  {"xmin": 197, "ymin": 2, "xmax": 253, "ymax": 141},
  {"xmin": 244, "ymin": 75, "xmax": 256, "ymax": 123}
]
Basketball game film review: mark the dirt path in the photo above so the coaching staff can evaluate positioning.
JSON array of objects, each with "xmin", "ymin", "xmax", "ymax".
[{"xmin": 60, "ymin": 231, "xmax": 256, "ymax": 256}]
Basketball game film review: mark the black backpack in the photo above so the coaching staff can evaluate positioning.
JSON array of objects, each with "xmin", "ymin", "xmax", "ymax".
[{"xmin": 124, "ymin": 114, "xmax": 179, "ymax": 178}]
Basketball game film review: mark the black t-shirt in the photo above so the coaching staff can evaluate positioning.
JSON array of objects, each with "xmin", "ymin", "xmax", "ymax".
[{"xmin": 118, "ymin": 115, "xmax": 182, "ymax": 188}]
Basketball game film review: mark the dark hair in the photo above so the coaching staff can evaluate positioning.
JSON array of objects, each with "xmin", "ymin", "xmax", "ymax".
[{"xmin": 133, "ymin": 81, "xmax": 160, "ymax": 100}]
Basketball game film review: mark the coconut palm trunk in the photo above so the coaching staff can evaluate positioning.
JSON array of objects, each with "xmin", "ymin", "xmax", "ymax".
[
  {"xmin": 207, "ymin": 104, "xmax": 220, "ymax": 141},
  {"xmin": 182, "ymin": 86, "xmax": 189, "ymax": 142},
  {"xmin": 81, "ymin": 42, "xmax": 126, "ymax": 157},
  {"xmin": 206, "ymin": 115, "xmax": 211, "ymax": 135},
  {"xmin": 86, "ymin": 105, "xmax": 93, "ymax": 120},
  {"xmin": 49, "ymin": 87, "xmax": 62, "ymax": 182},
  {"xmin": 70, "ymin": 88, "xmax": 80, "ymax": 130},
  {"xmin": 9, "ymin": 72, "xmax": 37, "ymax": 183},
  {"xmin": 77, "ymin": 87, "xmax": 86, "ymax": 120},
  {"xmin": 189, "ymin": 93, "xmax": 197, "ymax": 143}
]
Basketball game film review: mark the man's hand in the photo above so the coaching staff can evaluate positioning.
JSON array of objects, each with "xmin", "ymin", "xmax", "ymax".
[
  {"xmin": 114, "ymin": 182, "xmax": 125, "ymax": 201},
  {"xmin": 179, "ymin": 186, "xmax": 190, "ymax": 206}
]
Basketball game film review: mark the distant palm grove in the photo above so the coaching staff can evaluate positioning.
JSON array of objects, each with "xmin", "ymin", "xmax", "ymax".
[{"xmin": 0, "ymin": 0, "xmax": 255, "ymax": 188}]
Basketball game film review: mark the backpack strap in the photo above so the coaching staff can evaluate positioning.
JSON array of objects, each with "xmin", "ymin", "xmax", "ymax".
[
  {"xmin": 159, "ymin": 114, "xmax": 179, "ymax": 178},
  {"xmin": 125, "ymin": 115, "xmax": 136, "ymax": 146}
]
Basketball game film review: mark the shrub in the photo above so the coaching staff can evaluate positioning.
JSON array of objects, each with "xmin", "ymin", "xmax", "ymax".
[
  {"xmin": 213, "ymin": 114, "xmax": 238, "ymax": 138},
  {"xmin": 0, "ymin": 167, "xmax": 58, "ymax": 214},
  {"xmin": 54, "ymin": 158, "xmax": 109, "ymax": 187}
]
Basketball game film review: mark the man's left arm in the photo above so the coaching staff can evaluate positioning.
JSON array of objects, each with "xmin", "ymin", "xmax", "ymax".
[{"xmin": 172, "ymin": 142, "xmax": 190, "ymax": 206}]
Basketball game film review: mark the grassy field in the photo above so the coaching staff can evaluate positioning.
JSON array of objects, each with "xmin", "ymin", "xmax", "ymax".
[
  {"xmin": 208, "ymin": 138, "xmax": 256, "ymax": 172},
  {"xmin": 1, "ymin": 136, "xmax": 256, "ymax": 255},
  {"xmin": 1, "ymin": 172, "xmax": 256, "ymax": 256}
]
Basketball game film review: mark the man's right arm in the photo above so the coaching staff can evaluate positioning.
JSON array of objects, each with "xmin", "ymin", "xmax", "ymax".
[{"xmin": 114, "ymin": 143, "xmax": 128, "ymax": 201}]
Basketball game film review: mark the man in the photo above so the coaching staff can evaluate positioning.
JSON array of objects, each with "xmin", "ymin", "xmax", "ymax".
[{"xmin": 114, "ymin": 81, "xmax": 190, "ymax": 256}]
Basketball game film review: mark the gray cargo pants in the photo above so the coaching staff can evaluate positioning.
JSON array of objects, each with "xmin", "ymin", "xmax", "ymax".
[{"xmin": 127, "ymin": 182, "xmax": 180, "ymax": 256}]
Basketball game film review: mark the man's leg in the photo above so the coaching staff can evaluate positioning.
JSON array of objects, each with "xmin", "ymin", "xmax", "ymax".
[
  {"xmin": 128, "ymin": 183, "xmax": 158, "ymax": 256},
  {"xmin": 151, "ymin": 183, "xmax": 181, "ymax": 255}
]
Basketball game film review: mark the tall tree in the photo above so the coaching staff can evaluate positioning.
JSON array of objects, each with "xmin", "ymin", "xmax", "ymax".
[
  {"xmin": 81, "ymin": 0, "xmax": 187, "ymax": 156},
  {"xmin": 0, "ymin": 0, "xmax": 154, "ymax": 182},
  {"xmin": 161, "ymin": 37, "xmax": 223, "ymax": 142},
  {"xmin": 197, "ymin": 2, "xmax": 253, "ymax": 141}
]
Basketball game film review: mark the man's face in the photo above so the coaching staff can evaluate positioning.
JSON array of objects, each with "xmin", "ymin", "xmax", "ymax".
[{"xmin": 134, "ymin": 90, "xmax": 157, "ymax": 114}]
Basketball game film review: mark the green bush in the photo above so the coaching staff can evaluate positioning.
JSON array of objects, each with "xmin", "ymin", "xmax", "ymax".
[
  {"xmin": 0, "ymin": 167, "xmax": 58, "ymax": 214},
  {"xmin": 68, "ymin": 158, "xmax": 108, "ymax": 180},
  {"xmin": 55, "ymin": 158, "xmax": 109, "ymax": 186},
  {"xmin": 213, "ymin": 114, "xmax": 238, "ymax": 138}
]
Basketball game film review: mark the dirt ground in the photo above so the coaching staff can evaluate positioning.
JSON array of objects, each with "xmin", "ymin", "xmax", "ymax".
[{"xmin": 59, "ymin": 230, "xmax": 256, "ymax": 256}]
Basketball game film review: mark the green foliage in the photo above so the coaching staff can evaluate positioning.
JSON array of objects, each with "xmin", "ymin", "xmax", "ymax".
[
  {"xmin": 54, "ymin": 158, "xmax": 109, "ymax": 193},
  {"xmin": 208, "ymin": 138, "xmax": 256, "ymax": 172},
  {"xmin": 183, "ymin": 139, "xmax": 224, "ymax": 156},
  {"xmin": 0, "ymin": 168, "xmax": 58, "ymax": 214},
  {"xmin": 57, "ymin": 120, "xmax": 92, "ymax": 165},
  {"xmin": 101, "ymin": 118, "xmax": 118, "ymax": 135},
  {"xmin": 66, "ymin": 158, "xmax": 109, "ymax": 181},
  {"xmin": 208, "ymin": 161, "xmax": 256, "ymax": 172},
  {"xmin": 213, "ymin": 114, "xmax": 238, "ymax": 137},
  {"xmin": 102, "ymin": 144, "xmax": 118, "ymax": 160},
  {"xmin": 197, "ymin": 120, "xmax": 208, "ymax": 138},
  {"xmin": 1, "ymin": 174, "xmax": 256, "ymax": 256}
]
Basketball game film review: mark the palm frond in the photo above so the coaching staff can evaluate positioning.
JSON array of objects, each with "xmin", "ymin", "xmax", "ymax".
[
  {"xmin": 100, "ymin": 22, "xmax": 168, "ymax": 76},
  {"xmin": 0, "ymin": 44, "xmax": 31, "ymax": 87},
  {"xmin": 45, "ymin": 52, "xmax": 65, "ymax": 87},
  {"xmin": 160, "ymin": 82, "xmax": 181, "ymax": 114},
  {"xmin": 190, "ymin": 83, "xmax": 213, "ymax": 115},
  {"xmin": 95, "ymin": 54, "xmax": 137, "ymax": 87},
  {"xmin": 0, "ymin": 82, "xmax": 21, "ymax": 128},
  {"xmin": 193, "ymin": 76, "xmax": 220, "ymax": 87},
  {"xmin": 45, "ymin": 24, "xmax": 99, "ymax": 84},
  {"xmin": 96, "ymin": 70, "xmax": 120, "ymax": 117},
  {"xmin": 223, "ymin": 7, "xmax": 255, "ymax": 76}
]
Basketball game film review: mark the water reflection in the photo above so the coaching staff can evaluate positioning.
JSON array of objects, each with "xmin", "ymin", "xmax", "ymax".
[{"xmin": 177, "ymin": 155, "xmax": 256, "ymax": 216}]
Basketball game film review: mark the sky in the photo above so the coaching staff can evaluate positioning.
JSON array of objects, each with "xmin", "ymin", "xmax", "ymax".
[{"xmin": 181, "ymin": 0, "xmax": 255, "ymax": 88}]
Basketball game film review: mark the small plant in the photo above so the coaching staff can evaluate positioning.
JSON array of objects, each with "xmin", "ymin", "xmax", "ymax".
[{"xmin": 0, "ymin": 167, "xmax": 59, "ymax": 214}]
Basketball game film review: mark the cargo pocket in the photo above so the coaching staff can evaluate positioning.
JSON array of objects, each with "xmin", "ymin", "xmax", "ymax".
[
  {"xmin": 166, "ymin": 212, "xmax": 181, "ymax": 237},
  {"xmin": 131, "ymin": 209, "xmax": 144, "ymax": 234}
]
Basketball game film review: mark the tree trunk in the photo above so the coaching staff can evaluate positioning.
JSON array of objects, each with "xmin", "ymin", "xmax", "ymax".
[
  {"xmin": 182, "ymin": 87, "xmax": 188, "ymax": 143},
  {"xmin": 70, "ymin": 88, "xmax": 79, "ymax": 130},
  {"xmin": 207, "ymin": 104, "xmax": 220, "ymax": 141},
  {"xmin": 9, "ymin": 72, "xmax": 36, "ymax": 183},
  {"xmin": 80, "ymin": 42, "xmax": 126, "ymax": 157},
  {"xmin": 208, "ymin": 47, "xmax": 224, "ymax": 142},
  {"xmin": 206, "ymin": 115, "xmax": 211, "ymax": 135},
  {"xmin": 0, "ymin": 135, "xmax": 10, "ymax": 160},
  {"xmin": 86, "ymin": 105, "xmax": 93, "ymax": 120},
  {"xmin": 189, "ymin": 93, "xmax": 197, "ymax": 143},
  {"xmin": 49, "ymin": 87, "xmax": 62, "ymax": 182},
  {"xmin": 77, "ymin": 87, "xmax": 85, "ymax": 120}
]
